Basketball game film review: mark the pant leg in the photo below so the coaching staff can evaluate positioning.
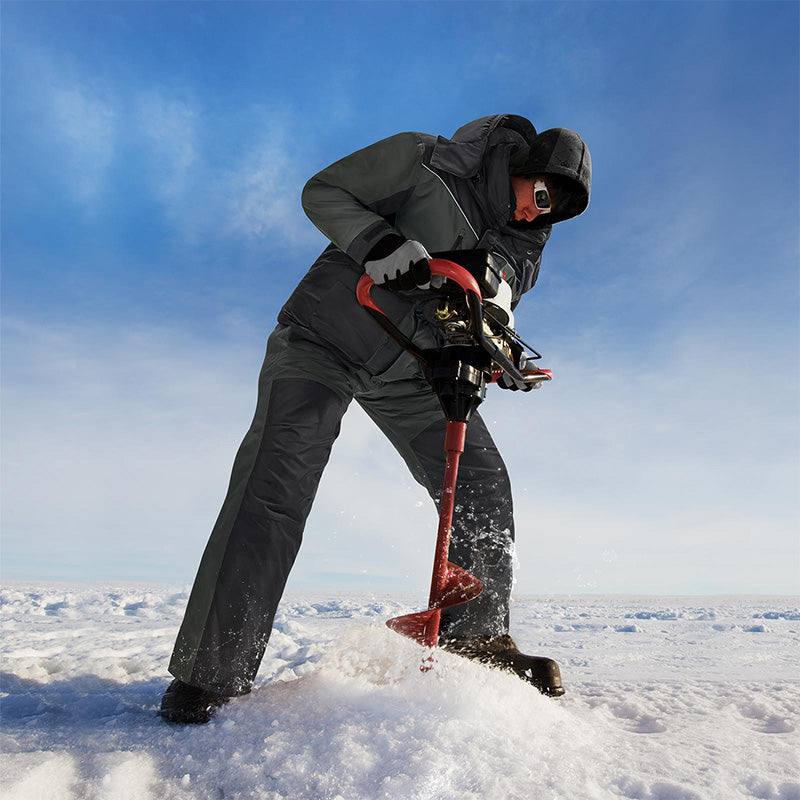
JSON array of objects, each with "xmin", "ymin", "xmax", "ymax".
[
  {"xmin": 169, "ymin": 325, "xmax": 354, "ymax": 695},
  {"xmin": 356, "ymin": 379, "xmax": 515, "ymax": 639}
]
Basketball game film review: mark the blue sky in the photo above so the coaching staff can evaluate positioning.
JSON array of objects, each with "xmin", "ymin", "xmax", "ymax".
[{"xmin": 2, "ymin": 1, "xmax": 798, "ymax": 594}]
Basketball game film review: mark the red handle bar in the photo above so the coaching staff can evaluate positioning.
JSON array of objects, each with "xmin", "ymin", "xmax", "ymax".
[{"xmin": 356, "ymin": 258, "xmax": 481, "ymax": 317}]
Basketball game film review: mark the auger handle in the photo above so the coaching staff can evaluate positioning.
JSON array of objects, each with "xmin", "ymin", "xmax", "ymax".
[
  {"xmin": 357, "ymin": 259, "xmax": 532, "ymax": 386},
  {"xmin": 356, "ymin": 258, "xmax": 482, "ymax": 314},
  {"xmin": 356, "ymin": 259, "xmax": 482, "ymax": 367}
]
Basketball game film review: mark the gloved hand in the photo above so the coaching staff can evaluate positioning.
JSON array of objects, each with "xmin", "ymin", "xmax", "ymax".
[
  {"xmin": 498, "ymin": 372, "xmax": 532, "ymax": 392},
  {"xmin": 498, "ymin": 351, "xmax": 538, "ymax": 391},
  {"xmin": 364, "ymin": 239, "xmax": 431, "ymax": 290}
]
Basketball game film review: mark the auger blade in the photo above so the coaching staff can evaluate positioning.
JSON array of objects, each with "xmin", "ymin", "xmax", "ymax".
[
  {"xmin": 386, "ymin": 608, "xmax": 439, "ymax": 645},
  {"xmin": 439, "ymin": 562, "xmax": 483, "ymax": 608},
  {"xmin": 386, "ymin": 563, "xmax": 482, "ymax": 651}
]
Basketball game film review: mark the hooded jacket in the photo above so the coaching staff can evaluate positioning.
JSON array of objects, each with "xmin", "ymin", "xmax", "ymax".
[{"xmin": 278, "ymin": 114, "xmax": 587, "ymax": 379}]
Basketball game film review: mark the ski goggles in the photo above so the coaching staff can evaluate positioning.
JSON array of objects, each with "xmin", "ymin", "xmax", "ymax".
[{"xmin": 533, "ymin": 179, "xmax": 552, "ymax": 213}]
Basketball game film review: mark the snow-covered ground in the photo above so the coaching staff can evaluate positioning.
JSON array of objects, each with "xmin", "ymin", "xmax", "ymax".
[{"xmin": 1, "ymin": 586, "xmax": 798, "ymax": 800}]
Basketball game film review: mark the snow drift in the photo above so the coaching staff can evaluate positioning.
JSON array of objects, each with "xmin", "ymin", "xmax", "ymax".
[{"xmin": 1, "ymin": 587, "xmax": 798, "ymax": 799}]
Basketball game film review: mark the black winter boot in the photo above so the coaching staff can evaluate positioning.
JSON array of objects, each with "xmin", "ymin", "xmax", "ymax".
[
  {"xmin": 441, "ymin": 634, "xmax": 565, "ymax": 697},
  {"xmin": 159, "ymin": 678, "xmax": 230, "ymax": 724}
]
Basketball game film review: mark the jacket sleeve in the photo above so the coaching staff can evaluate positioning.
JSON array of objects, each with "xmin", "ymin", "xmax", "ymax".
[{"xmin": 301, "ymin": 132, "xmax": 424, "ymax": 265}]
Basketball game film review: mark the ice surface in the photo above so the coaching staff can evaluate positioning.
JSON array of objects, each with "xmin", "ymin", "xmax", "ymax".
[{"xmin": 1, "ymin": 586, "xmax": 798, "ymax": 799}]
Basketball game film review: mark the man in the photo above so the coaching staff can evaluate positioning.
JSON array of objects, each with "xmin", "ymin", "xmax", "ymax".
[{"xmin": 160, "ymin": 114, "xmax": 591, "ymax": 724}]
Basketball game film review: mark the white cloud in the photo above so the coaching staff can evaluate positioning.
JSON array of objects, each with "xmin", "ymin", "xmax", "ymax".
[
  {"xmin": 7, "ymin": 40, "xmax": 320, "ymax": 251},
  {"xmin": 137, "ymin": 92, "xmax": 198, "ymax": 203},
  {"xmin": 5, "ymin": 41, "xmax": 119, "ymax": 204},
  {"xmin": 0, "ymin": 315, "xmax": 433, "ymax": 588},
  {"xmin": 2, "ymin": 312, "xmax": 797, "ymax": 593},
  {"xmin": 223, "ymin": 131, "xmax": 319, "ymax": 249},
  {"xmin": 1, "ymin": 318, "xmax": 260, "ymax": 581},
  {"xmin": 5, "ymin": 41, "xmax": 107, "ymax": 198},
  {"xmin": 131, "ymin": 100, "xmax": 323, "ymax": 250},
  {"xmin": 50, "ymin": 85, "xmax": 117, "ymax": 203},
  {"xmin": 485, "ymin": 324, "xmax": 799, "ymax": 593}
]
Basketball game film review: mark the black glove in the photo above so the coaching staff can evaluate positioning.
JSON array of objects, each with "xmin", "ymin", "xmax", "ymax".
[{"xmin": 364, "ymin": 237, "xmax": 431, "ymax": 290}]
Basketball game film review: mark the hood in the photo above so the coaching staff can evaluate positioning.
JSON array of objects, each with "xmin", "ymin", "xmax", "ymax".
[
  {"xmin": 429, "ymin": 114, "xmax": 537, "ymax": 179},
  {"xmin": 510, "ymin": 127, "xmax": 591, "ymax": 224},
  {"xmin": 429, "ymin": 114, "xmax": 540, "ymax": 231}
]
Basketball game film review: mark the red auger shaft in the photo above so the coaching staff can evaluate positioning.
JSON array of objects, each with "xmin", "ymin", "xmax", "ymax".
[
  {"xmin": 366, "ymin": 260, "xmax": 485, "ymax": 667},
  {"xmin": 423, "ymin": 420, "xmax": 467, "ymax": 648}
]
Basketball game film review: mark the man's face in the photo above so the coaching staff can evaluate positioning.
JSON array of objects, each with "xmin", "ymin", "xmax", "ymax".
[{"xmin": 510, "ymin": 176, "xmax": 553, "ymax": 222}]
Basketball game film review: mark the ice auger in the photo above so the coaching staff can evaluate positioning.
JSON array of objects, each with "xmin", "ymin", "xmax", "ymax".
[{"xmin": 356, "ymin": 250, "xmax": 551, "ymax": 669}]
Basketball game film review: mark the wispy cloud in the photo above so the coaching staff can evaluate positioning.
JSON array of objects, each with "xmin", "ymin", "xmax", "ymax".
[
  {"xmin": 46, "ymin": 76, "xmax": 117, "ymax": 204},
  {"xmin": 137, "ymin": 92, "xmax": 198, "ymax": 204},
  {"xmin": 222, "ymin": 118, "xmax": 319, "ymax": 249},
  {"xmin": 6, "ymin": 41, "xmax": 320, "ymax": 251},
  {"xmin": 134, "ymin": 95, "xmax": 319, "ymax": 249},
  {"xmin": 3, "ymin": 40, "xmax": 120, "ymax": 207}
]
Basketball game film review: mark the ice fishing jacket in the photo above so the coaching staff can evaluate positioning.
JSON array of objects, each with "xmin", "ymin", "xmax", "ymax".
[{"xmin": 279, "ymin": 114, "xmax": 565, "ymax": 380}]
